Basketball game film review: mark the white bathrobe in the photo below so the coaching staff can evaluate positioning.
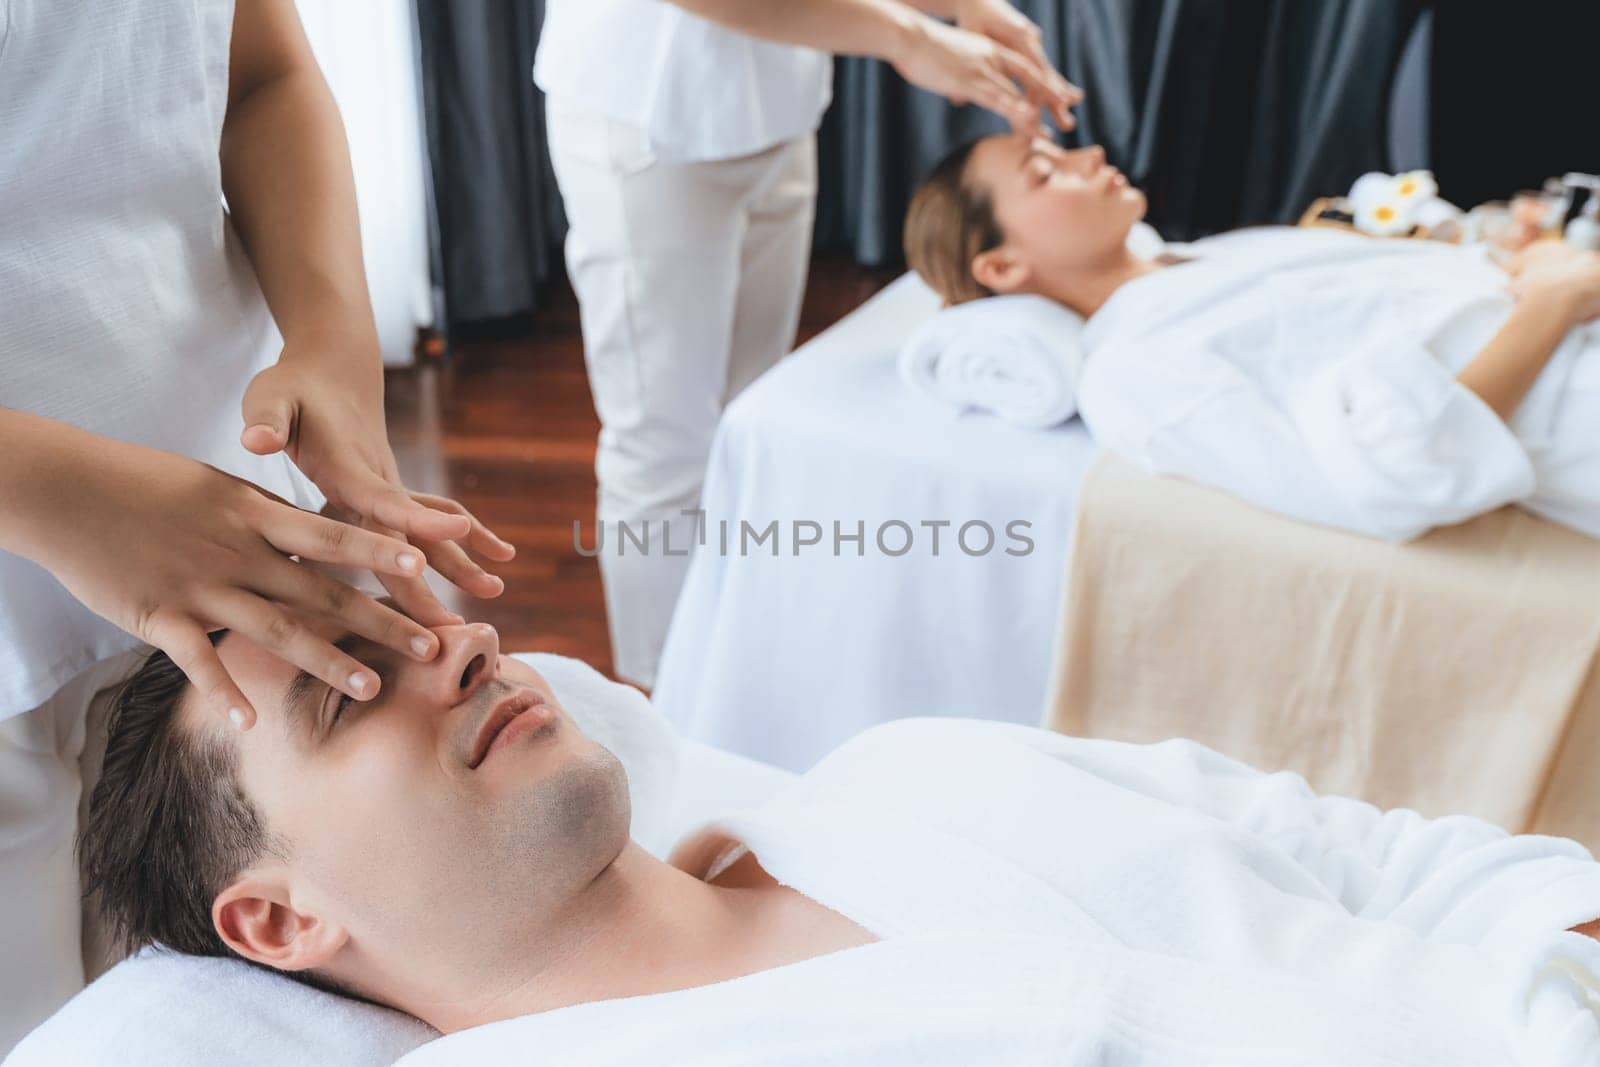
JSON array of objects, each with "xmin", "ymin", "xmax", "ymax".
[
  {"xmin": 1076, "ymin": 227, "xmax": 1600, "ymax": 541},
  {"xmin": 398, "ymin": 719, "xmax": 1600, "ymax": 1065}
]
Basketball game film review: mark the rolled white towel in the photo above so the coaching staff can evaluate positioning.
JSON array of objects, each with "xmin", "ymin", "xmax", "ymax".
[
  {"xmin": 899, "ymin": 294, "xmax": 1087, "ymax": 429},
  {"xmin": 899, "ymin": 222, "xmax": 1161, "ymax": 429}
]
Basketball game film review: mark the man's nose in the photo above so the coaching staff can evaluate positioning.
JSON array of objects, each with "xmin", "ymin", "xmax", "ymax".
[{"xmin": 428, "ymin": 621, "xmax": 501, "ymax": 707}]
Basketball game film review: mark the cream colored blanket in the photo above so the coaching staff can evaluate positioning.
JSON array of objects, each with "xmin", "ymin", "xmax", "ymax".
[{"xmin": 1045, "ymin": 454, "xmax": 1600, "ymax": 849}]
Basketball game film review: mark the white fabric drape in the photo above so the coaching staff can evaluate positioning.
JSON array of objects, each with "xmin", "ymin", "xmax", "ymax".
[{"xmin": 296, "ymin": 0, "xmax": 434, "ymax": 366}]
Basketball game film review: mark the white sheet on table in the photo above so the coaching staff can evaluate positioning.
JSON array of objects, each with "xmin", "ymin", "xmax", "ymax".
[
  {"xmin": 399, "ymin": 719, "xmax": 1600, "ymax": 1065},
  {"xmin": 652, "ymin": 274, "xmax": 1100, "ymax": 772}
]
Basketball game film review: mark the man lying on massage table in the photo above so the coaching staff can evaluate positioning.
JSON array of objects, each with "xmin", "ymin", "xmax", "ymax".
[
  {"xmin": 81, "ymin": 609, "xmax": 1600, "ymax": 1064},
  {"xmin": 903, "ymin": 133, "xmax": 1600, "ymax": 543}
]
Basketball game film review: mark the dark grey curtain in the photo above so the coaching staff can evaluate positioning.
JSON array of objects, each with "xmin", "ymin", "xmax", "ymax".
[
  {"xmin": 414, "ymin": 0, "xmax": 566, "ymax": 327},
  {"xmin": 817, "ymin": 0, "xmax": 1426, "ymax": 260},
  {"xmin": 1429, "ymin": 0, "xmax": 1600, "ymax": 210},
  {"xmin": 415, "ymin": 0, "xmax": 1434, "ymax": 320}
]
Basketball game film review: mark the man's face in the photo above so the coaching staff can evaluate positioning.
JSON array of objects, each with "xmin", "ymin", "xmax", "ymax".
[
  {"xmin": 967, "ymin": 133, "xmax": 1148, "ymax": 283},
  {"xmin": 186, "ymin": 610, "xmax": 630, "ymax": 990}
]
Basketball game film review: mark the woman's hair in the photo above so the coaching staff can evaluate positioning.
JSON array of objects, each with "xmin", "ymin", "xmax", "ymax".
[{"xmin": 903, "ymin": 138, "xmax": 1003, "ymax": 306}]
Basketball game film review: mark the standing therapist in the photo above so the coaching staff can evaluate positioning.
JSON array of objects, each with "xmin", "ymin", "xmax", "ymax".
[
  {"xmin": 0, "ymin": 0, "xmax": 512, "ymax": 1049},
  {"xmin": 537, "ymin": 0, "xmax": 1080, "ymax": 687}
]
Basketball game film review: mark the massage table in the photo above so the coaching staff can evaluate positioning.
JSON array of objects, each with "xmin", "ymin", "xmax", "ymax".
[
  {"xmin": 652, "ymin": 274, "xmax": 1101, "ymax": 772},
  {"xmin": 7, "ymin": 654, "xmax": 798, "ymax": 1067},
  {"xmin": 1045, "ymin": 455, "xmax": 1600, "ymax": 851}
]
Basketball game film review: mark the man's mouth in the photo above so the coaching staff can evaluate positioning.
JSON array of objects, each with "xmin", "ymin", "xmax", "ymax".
[{"xmin": 467, "ymin": 690, "xmax": 551, "ymax": 769}]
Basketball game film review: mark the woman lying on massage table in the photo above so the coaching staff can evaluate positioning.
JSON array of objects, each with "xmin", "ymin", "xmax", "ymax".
[
  {"xmin": 73, "ymin": 608, "xmax": 1600, "ymax": 1063},
  {"xmin": 904, "ymin": 134, "xmax": 1600, "ymax": 542}
]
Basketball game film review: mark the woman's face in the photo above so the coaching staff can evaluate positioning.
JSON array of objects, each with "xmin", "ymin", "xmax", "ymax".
[{"xmin": 966, "ymin": 133, "xmax": 1147, "ymax": 289}]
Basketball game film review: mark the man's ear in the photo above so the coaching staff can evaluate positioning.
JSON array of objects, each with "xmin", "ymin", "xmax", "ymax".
[
  {"xmin": 971, "ymin": 245, "xmax": 1031, "ymax": 295},
  {"xmin": 214, "ymin": 876, "xmax": 348, "ymax": 972}
]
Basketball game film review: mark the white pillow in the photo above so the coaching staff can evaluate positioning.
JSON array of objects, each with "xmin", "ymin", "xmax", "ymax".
[
  {"xmin": 899, "ymin": 293, "xmax": 1087, "ymax": 428},
  {"xmin": 7, "ymin": 653, "xmax": 681, "ymax": 1067},
  {"xmin": 898, "ymin": 222, "xmax": 1163, "ymax": 429}
]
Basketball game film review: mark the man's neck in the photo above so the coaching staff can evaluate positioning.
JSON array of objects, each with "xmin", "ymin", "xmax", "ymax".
[
  {"xmin": 1037, "ymin": 248, "xmax": 1164, "ymax": 319},
  {"xmin": 416, "ymin": 841, "xmax": 784, "ymax": 1033}
]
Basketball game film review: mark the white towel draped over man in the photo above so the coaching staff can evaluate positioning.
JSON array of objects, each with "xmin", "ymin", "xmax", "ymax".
[{"xmin": 67, "ymin": 608, "xmax": 1600, "ymax": 1065}]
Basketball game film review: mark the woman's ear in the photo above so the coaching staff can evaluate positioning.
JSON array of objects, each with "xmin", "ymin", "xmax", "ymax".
[
  {"xmin": 971, "ymin": 246, "xmax": 1032, "ymax": 295},
  {"xmin": 214, "ymin": 876, "xmax": 348, "ymax": 972}
]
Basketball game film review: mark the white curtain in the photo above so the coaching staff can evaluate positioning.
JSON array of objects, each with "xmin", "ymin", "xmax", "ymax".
[{"xmin": 296, "ymin": 0, "xmax": 434, "ymax": 367}]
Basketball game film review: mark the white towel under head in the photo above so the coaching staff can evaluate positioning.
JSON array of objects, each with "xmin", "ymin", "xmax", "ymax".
[
  {"xmin": 899, "ymin": 294, "xmax": 1087, "ymax": 429},
  {"xmin": 899, "ymin": 222, "xmax": 1161, "ymax": 429}
]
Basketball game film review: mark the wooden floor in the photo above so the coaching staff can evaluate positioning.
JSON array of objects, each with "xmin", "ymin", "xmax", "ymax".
[{"xmin": 387, "ymin": 251, "xmax": 896, "ymax": 679}]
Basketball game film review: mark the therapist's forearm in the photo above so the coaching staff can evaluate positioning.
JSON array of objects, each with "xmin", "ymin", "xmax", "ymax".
[
  {"xmin": 1455, "ymin": 289, "xmax": 1575, "ymax": 421},
  {"xmin": 220, "ymin": 37, "xmax": 377, "ymax": 369},
  {"xmin": 0, "ymin": 408, "xmax": 107, "ymax": 561},
  {"xmin": 663, "ymin": 0, "xmax": 925, "ymax": 62}
]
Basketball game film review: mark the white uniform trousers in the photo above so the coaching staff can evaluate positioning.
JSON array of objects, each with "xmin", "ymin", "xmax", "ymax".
[
  {"xmin": 546, "ymin": 99, "xmax": 817, "ymax": 686},
  {"xmin": 0, "ymin": 649, "xmax": 146, "ymax": 1055}
]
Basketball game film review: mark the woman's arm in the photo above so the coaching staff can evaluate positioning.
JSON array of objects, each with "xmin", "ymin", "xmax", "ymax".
[
  {"xmin": 662, "ymin": 0, "xmax": 1076, "ymax": 129},
  {"xmin": 1457, "ymin": 243, "xmax": 1600, "ymax": 420}
]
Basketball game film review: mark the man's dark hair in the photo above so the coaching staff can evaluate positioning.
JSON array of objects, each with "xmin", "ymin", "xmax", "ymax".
[{"xmin": 79, "ymin": 641, "xmax": 351, "ymax": 998}]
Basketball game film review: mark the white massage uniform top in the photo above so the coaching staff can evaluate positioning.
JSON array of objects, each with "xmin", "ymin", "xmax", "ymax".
[
  {"xmin": 1077, "ymin": 227, "xmax": 1595, "ymax": 542},
  {"xmin": 533, "ymin": 0, "xmax": 832, "ymax": 162},
  {"xmin": 0, "ymin": 0, "xmax": 321, "ymax": 720}
]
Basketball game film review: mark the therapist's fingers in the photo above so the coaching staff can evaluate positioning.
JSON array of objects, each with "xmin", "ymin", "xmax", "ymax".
[
  {"xmin": 257, "ymin": 504, "xmax": 430, "ymax": 579},
  {"xmin": 410, "ymin": 492, "xmax": 517, "ymax": 562},
  {"xmin": 361, "ymin": 516, "xmax": 465, "ymax": 628},
  {"xmin": 339, "ymin": 467, "xmax": 473, "ymax": 544},
  {"xmin": 976, "ymin": 73, "xmax": 1037, "ymax": 133},
  {"xmin": 239, "ymin": 369, "xmax": 299, "ymax": 457},
  {"xmin": 373, "ymin": 567, "xmax": 464, "ymax": 629},
  {"xmin": 146, "ymin": 613, "xmax": 257, "ymax": 731},
  {"xmin": 246, "ymin": 561, "xmax": 442, "ymax": 664},
  {"xmin": 203, "ymin": 588, "xmax": 384, "ymax": 704},
  {"xmin": 419, "ymin": 538, "xmax": 505, "ymax": 600},
  {"xmin": 995, "ymin": 48, "xmax": 1063, "ymax": 120},
  {"xmin": 993, "ymin": 47, "xmax": 1079, "ymax": 131}
]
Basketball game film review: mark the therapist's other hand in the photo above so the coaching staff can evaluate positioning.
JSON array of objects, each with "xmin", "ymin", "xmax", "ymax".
[
  {"xmin": 1506, "ymin": 241, "xmax": 1600, "ymax": 325},
  {"xmin": 893, "ymin": 16, "xmax": 1066, "ymax": 134},
  {"xmin": 240, "ymin": 340, "xmax": 515, "ymax": 624},
  {"xmin": 953, "ymin": 0, "xmax": 1080, "ymax": 129},
  {"xmin": 30, "ymin": 437, "xmax": 445, "ymax": 730}
]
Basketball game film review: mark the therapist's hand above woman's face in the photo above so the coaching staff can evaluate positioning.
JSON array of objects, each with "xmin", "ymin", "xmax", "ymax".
[
  {"xmin": 239, "ymin": 338, "xmax": 516, "ymax": 631},
  {"xmin": 893, "ymin": 4, "xmax": 1081, "ymax": 135},
  {"xmin": 953, "ymin": 0, "xmax": 1081, "ymax": 130}
]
